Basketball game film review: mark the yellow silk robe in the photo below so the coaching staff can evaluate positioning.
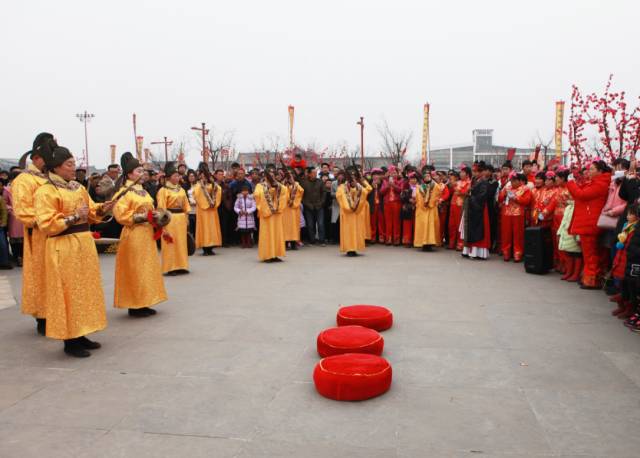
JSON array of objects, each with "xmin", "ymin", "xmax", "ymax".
[
  {"xmin": 282, "ymin": 183, "xmax": 304, "ymax": 242},
  {"xmin": 414, "ymin": 182, "xmax": 443, "ymax": 247},
  {"xmin": 361, "ymin": 199, "xmax": 372, "ymax": 240},
  {"xmin": 336, "ymin": 181, "xmax": 372, "ymax": 253},
  {"xmin": 113, "ymin": 181, "xmax": 167, "ymax": 309},
  {"xmin": 254, "ymin": 182, "xmax": 289, "ymax": 261},
  {"xmin": 11, "ymin": 164, "xmax": 48, "ymax": 318},
  {"xmin": 156, "ymin": 184, "xmax": 191, "ymax": 273},
  {"xmin": 34, "ymin": 174, "xmax": 107, "ymax": 340},
  {"xmin": 193, "ymin": 182, "xmax": 222, "ymax": 248}
]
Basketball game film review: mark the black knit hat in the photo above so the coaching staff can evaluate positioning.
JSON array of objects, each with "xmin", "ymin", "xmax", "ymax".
[
  {"xmin": 42, "ymin": 146, "xmax": 73, "ymax": 170},
  {"xmin": 120, "ymin": 152, "xmax": 140, "ymax": 175}
]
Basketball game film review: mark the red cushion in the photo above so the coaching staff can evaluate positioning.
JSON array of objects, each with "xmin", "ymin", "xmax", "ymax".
[
  {"xmin": 317, "ymin": 325, "xmax": 384, "ymax": 358},
  {"xmin": 336, "ymin": 305, "xmax": 393, "ymax": 331},
  {"xmin": 313, "ymin": 353, "xmax": 392, "ymax": 401}
]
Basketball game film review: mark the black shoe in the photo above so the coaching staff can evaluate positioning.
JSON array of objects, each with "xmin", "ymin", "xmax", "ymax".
[
  {"xmin": 0, "ymin": 264, "xmax": 13, "ymax": 270},
  {"xmin": 141, "ymin": 307, "xmax": 157, "ymax": 315},
  {"xmin": 167, "ymin": 270, "xmax": 179, "ymax": 276},
  {"xmin": 347, "ymin": 251, "xmax": 357, "ymax": 257},
  {"xmin": 77, "ymin": 336, "xmax": 101, "ymax": 349},
  {"xmin": 272, "ymin": 257, "xmax": 283, "ymax": 262},
  {"xmin": 422, "ymin": 245, "xmax": 433, "ymax": 252},
  {"xmin": 36, "ymin": 318, "xmax": 46, "ymax": 336},
  {"xmin": 291, "ymin": 244, "xmax": 298, "ymax": 250},
  {"xmin": 63, "ymin": 339, "xmax": 91, "ymax": 358},
  {"xmin": 128, "ymin": 308, "xmax": 152, "ymax": 317}
]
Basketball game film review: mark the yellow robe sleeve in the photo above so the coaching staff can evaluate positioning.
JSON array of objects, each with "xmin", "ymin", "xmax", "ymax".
[
  {"xmin": 254, "ymin": 184, "xmax": 272, "ymax": 218},
  {"xmin": 193, "ymin": 185, "xmax": 207, "ymax": 210},
  {"xmin": 181, "ymin": 188, "xmax": 191, "ymax": 213},
  {"xmin": 277, "ymin": 185, "xmax": 289, "ymax": 213},
  {"xmin": 429, "ymin": 185, "xmax": 442, "ymax": 208},
  {"xmin": 213, "ymin": 185, "xmax": 222, "ymax": 210},
  {"xmin": 113, "ymin": 192, "xmax": 137, "ymax": 226},
  {"xmin": 291, "ymin": 184, "xmax": 304, "ymax": 209},
  {"xmin": 34, "ymin": 186, "xmax": 67, "ymax": 236},
  {"xmin": 156, "ymin": 188, "xmax": 168, "ymax": 210},
  {"xmin": 12, "ymin": 176, "xmax": 38, "ymax": 228},
  {"xmin": 336, "ymin": 185, "xmax": 352, "ymax": 212},
  {"xmin": 355, "ymin": 181, "xmax": 372, "ymax": 213}
]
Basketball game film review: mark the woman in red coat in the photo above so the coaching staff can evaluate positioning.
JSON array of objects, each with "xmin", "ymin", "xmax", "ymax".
[{"xmin": 567, "ymin": 160, "xmax": 612, "ymax": 289}]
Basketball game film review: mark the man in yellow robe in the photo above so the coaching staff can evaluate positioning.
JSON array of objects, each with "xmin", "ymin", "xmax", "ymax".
[
  {"xmin": 12, "ymin": 133, "xmax": 55, "ymax": 335},
  {"xmin": 253, "ymin": 169, "xmax": 289, "ymax": 262},
  {"xmin": 193, "ymin": 162, "xmax": 222, "ymax": 255},
  {"xmin": 282, "ymin": 174, "xmax": 304, "ymax": 250},
  {"xmin": 156, "ymin": 162, "xmax": 191, "ymax": 275},
  {"xmin": 414, "ymin": 173, "xmax": 443, "ymax": 251},
  {"xmin": 336, "ymin": 167, "xmax": 372, "ymax": 257},
  {"xmin": 35, "ymin": 145, "xmax": 112, "ymax": 357},
  {"xmin": 113, "ymin": 152, "xmax": 167, "ymax": 317}
]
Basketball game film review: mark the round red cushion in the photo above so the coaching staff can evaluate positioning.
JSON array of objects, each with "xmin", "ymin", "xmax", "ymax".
[
  {"xmin": 336, "ymin": 305, "xmax": 393, "ymax": 331},
  {"xmin": 317, "ymin": 325, "xmax": 384, "ymax": 358},
  {"xmin": 313, "ymin": 353, "xmax": 392, "ymax": 401}
]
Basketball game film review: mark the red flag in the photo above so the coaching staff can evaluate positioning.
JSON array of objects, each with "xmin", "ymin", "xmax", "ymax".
[{"xmin": 506, "ymin": 148, "xmax": 516, "ymax": 161}]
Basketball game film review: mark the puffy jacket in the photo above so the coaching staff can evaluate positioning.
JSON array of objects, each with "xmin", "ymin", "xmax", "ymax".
[
  {"xmin": 567, "ymin": 172, "xmax": 611, "ymax": 235},
  {"xmin": 602, "ymin": 178, "xmax": 627, "ymax": 217}
]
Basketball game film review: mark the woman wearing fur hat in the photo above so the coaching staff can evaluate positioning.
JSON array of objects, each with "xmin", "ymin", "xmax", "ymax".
[
  {"xmin": 113, "ymin": 152, "xmax": 167, "ymax": 317},
  {"xmin": 156, "ymin": 162, "xmax": 191, "ymax": 274},
  {"xmin": 193, "ymin": 162, "xmax": 222, "ymax": 255},
  {"xmin": 34, "ymin": 145, "xmax": 113, "ymax": 357}
]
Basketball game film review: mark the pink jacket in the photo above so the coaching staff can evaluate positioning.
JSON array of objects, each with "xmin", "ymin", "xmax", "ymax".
[{"xmin": 602, "ymin": 178, "xmax": 627, "ymax": 218}]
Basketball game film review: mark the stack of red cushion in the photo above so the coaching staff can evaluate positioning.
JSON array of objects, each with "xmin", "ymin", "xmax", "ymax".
[{"xmin": 312, "ymin": 304, "xmax": 394, "ymax": 401}]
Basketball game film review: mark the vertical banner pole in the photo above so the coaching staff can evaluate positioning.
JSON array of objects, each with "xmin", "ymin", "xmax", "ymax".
[{"xmin": 555, "ymin": 101, "xmax": 565, "ymax": 160}]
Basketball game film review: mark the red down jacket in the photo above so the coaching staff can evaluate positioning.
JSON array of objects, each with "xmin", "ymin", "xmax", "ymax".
[{"xmin": 567, "ymin": 172, "xmax": 611, "ymax": 236}]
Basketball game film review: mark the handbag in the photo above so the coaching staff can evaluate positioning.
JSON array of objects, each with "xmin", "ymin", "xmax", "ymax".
[{"xmin": 597, "ymin": 212, "xmax": 618, "ymax": 230}]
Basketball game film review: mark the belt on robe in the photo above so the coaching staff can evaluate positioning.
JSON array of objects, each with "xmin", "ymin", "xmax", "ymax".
[
  {"xmin": 52, "ymin": 223, "xmax": 90, "ymax": 238},
  {"xmin": 167, "ymin": 208, "xmax": 184, "ymax": 214}
]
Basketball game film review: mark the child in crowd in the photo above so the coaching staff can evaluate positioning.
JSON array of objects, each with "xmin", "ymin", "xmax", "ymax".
[
  {"xmin": 557, "ymin": 195, "xmax": 583, "ymax": 281},
  {"xmin": 234, "ymin": 184, "xmax": 256, "ymax": 248},
  {"xmin": 610, "ymin": 204, "xmax": 638, "ymax": 318}
]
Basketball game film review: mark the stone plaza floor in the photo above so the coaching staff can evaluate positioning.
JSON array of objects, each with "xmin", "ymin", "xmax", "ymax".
[{"xmin": 1, "ymin": 245, "xmax": 640, "ymax": 457}]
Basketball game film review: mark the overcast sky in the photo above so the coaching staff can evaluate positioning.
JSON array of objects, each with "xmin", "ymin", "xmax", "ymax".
[{"xmin": 1, "ymin": 0, "xmax": 637, "ymax": 167}]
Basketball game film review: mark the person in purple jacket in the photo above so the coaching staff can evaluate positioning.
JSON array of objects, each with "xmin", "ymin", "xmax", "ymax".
[{"xmin": 234, "ymin": 184, "xmax": 256, "ymax": 248}]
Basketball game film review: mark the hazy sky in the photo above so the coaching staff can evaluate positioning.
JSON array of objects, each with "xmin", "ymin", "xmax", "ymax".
[{"xmin": 1, "ymin": 0, "xmax": 637, "ymax": 167}]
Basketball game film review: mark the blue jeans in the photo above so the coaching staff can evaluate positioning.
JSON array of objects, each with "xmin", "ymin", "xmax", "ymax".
[{"xmin": 304, "ymin": 207, "xmax": 325, "ymax": 243}]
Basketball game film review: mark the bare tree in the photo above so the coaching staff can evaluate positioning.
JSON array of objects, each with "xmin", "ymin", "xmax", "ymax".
[
  {"xmin": 204, "ymin": 128, "xmax": 235, "ymax": 170},
  {"xmin": 252, "ymin": 134, "xmax": 286, "ymax": 168},
  {"xmin": 531, "ymin": 131, "xmax": 554, "ymax": 165},
  {"xmin": 378, "ymin": 120, "xmax": 413, "ymax": 166}
]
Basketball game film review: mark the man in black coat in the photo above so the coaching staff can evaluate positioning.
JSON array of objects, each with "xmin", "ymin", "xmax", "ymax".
[{"xmin": 463, "ymin": 162, "xmax": 491, "ymax": 260}]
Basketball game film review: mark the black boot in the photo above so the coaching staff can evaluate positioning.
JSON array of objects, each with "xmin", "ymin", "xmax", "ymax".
[
  {"xmin": 347, "ymin": 251, "xmax": 358, "ymax": 257},
  {"xmin": 77, "ymin": 336, "xmax": 101, "ymax": 349},
  {"xmin": 141, "ymin": 307, "xmax": 157, "ymax": 315},
  {"xmin": 36, "ymin": 318, "xmax": 46, "ymax": 336},
  {"xmin": 63, "ymin": 338, "xmax": 91, "ymax": 358},
  {"xmin": 422, "ymin": 245, "xmax": 433, "ymax": 252}
]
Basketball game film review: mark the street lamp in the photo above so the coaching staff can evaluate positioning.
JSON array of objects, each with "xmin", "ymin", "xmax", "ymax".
[{"xmin": 76, "ymin": 111, "xmax": 95, "ymax": 168}]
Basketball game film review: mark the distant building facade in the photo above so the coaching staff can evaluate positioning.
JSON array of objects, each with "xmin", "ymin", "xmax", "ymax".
[{"xmin": 429, "ymin": 129, "xmax": 563, "ymax": 170}]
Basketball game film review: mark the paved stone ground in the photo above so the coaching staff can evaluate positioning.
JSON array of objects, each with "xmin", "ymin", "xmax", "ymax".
[{"xmin": 1, "ymin": 245, "xmax": 640, "ymax": 457}]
